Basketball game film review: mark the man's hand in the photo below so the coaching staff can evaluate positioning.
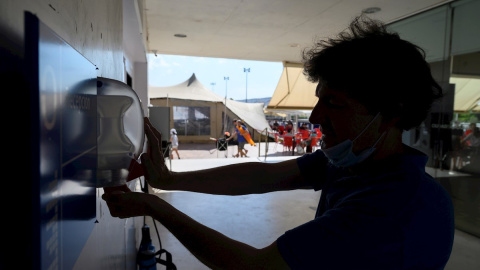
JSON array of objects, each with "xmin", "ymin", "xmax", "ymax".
[
  {"xmin": 140, "ymin": 117, "xmax": 175, "ymax": 189},
  {"xmin": 103, "ymin": 147, "xmax": 145, "ymax": 195},
  {"xmin": 102, "ymin": 190, "xmax": 159, "ymax": 219},
  {"xmin": 103, "ymin": 185, "xmax": 131, "ymax": 194}
]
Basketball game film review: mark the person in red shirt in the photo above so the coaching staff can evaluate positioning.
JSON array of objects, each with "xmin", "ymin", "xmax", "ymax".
[
  {"xmin": 296, "ymin": 123, "xmax": 311, "ymax": 152},
  {"xmin": 286, "ymin": 120, "xmax": 294, "ymax": 133},
  {"xmin": 299, "ymin": 123, "xmax": 310, "ymax": 140},
  {"xmin": 461, "ymin": 123, "xmax": 475, "ymax": 147}
]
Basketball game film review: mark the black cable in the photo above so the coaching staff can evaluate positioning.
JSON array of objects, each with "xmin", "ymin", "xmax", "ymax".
[
  {"xmin": 152, "ymin": 216, "xmax": 162, "ymax": 250},
  {"xmin": 139, "ymin": 178, "xmax": 163, "ymax": 250},
  {"xmin": 155, "ymin": 249, "xmax": 177, "ymax": 270},
  {"xmin": 138, "ymin": 175, "xmax": 175, "ymax": 269}
]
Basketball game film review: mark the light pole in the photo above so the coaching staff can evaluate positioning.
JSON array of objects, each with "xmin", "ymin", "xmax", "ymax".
[
  {"xmin": 223, "ymin": 77, "xmax": 229, "ymax": 133},
  {"xmin": 210, "ymin": 82, "xmax": 216, "ymax": 91},
  {"xmin": 244, "ymin": 68, "xmax": 250, "ymax": 102}
]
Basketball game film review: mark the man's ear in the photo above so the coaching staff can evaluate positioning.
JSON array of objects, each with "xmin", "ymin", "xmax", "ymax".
[
  {"xmin": 381, "ymin": 116, "xmax": 401, "ymax": 131},
  {"xmin": 380, "ymin": 103, "xmax": 404, "ymax": 130},
  {"xmin": 380, "ymin": 112, "xmax": 402, "ymax": 132}
]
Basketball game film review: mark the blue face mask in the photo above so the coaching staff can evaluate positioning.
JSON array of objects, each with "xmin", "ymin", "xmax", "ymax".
[{"xmin": 321, "ymin": 113, "xmax": 385, "ymax": 168}]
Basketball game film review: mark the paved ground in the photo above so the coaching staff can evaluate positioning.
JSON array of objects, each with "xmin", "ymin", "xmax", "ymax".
[{"xmin": 168, "ymin": 141, "xmax": 301, "ymax": 160}]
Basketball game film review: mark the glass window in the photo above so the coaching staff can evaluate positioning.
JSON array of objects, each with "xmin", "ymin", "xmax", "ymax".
[
  {"xmin": 173, "ymin": 106, "xmax": 210, "ymax": 136},
  {"xmin": 388, "ymin": 0, "xmax": 480, "ymax": 238}
]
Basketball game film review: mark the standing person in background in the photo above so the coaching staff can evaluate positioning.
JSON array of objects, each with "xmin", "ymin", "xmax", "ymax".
[
  {"xmin": 103, "ymin": 15, "xmax": 454, "ymax": 269},
  {"xmin": 237, "ymin": 119, "xmax": 256, "ymax": 147},
  {"xmin": 286, "ymin": 120, "xmax": 294, "ymax": 133},
  {"xmin": 278, "ymin": 123, "xmax": 285, "ymax": 135},
  {"xmin": 227, "ymin": 119, "xmax": 248, "ymax": 158},
  {"xmin": 460, "ymin": 123, "xmax": 480, "ymax": 168},
  {"xmin": 305, "ymin": 129, "xmax": 318, "ymax": 153},
  {"xmin": 461, "ymin": 123, "xmax": 478, "ymax": 147},
  {"xmin": 449, "ymin": 120, "xmax": 464, "ymax": 171},
  {"xmin": 299, "ymin": 123, "xmax": 311, "ymax": 148},
  {"xmin": 282, "ymin": 125, "xmax": 295, "ymax": 152},
  {"xmin": 169, "ymin": 128, "xmax": 180, "ymax": 159},
  {"xmin": 227, "ymin": 119, "xmax": 239, "ymax": 157},
  {"xmin": 299, "ymin": 123, "xmax": 310, "ymax": 138},
  {"xmin": 271, "ymin": 120, "xmax": 279, "ymax": 132}
]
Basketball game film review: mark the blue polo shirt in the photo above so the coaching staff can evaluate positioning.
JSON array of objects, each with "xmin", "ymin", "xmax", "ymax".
[
  {"xmin": 277, "ymin": 146, "xmax": 454, "ymax": 269},
  {"xmin": 234, "ymin": 125, "xmax": 247, "ymax": 142}
]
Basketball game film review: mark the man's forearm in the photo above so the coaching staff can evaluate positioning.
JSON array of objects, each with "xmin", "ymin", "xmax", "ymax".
[
  {"xmin": 150, "ymin": 197, "xmax": 264, "ymax": 269},
  {"xmin": 165, "ymin": 159, "xmax": 303, "ymax": 195}
]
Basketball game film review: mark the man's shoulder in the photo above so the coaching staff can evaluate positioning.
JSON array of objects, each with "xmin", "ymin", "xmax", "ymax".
[{"xmin": 239, "ymin": 125, "xmax": 248, "ymax": 132}]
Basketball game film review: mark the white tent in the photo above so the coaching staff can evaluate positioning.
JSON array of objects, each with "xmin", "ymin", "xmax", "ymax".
[
  {"xmin": 150, "ymin": 74, "xmax": 222, "ymax": 103},
  {"xmin": 149, "ymin": 74, "xmax": 273, "ymax": 143}
]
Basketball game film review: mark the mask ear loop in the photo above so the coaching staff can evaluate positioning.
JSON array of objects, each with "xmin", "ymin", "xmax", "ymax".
[
  {"xmin": 371, "ymin": 130, "xmax": 387, "ymax": 148},
  {"xmin": 352, "ymin": 112, "xmax": 381, "ymax": 142}
]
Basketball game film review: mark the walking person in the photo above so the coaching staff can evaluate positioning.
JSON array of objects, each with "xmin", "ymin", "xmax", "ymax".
[
  {"xmin": 169, "ymin": 128, "xmax": 180, "ymax": 159},
  {"xmin": 103, "ymin": 15, "xmax": 454, "ymax": 269},
  {"xmin": 227, "ymin": 119, "xmax": 249, "ymax": 158}
]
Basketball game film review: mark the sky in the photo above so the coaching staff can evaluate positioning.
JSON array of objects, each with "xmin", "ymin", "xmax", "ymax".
[{"xmin": 147, "ymin": 54, "xmax": 284, "ymax": 101}]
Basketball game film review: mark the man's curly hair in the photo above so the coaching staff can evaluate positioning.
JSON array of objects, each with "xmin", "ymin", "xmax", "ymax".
[{"xmin": 302, "ymin": 15, "xmax": 443, "ymax": 131}]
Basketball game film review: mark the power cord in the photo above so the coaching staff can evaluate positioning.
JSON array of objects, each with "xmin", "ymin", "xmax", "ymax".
[{"xmin": 137, "ymin": 177, "xmax": 176, "ymax": 270}]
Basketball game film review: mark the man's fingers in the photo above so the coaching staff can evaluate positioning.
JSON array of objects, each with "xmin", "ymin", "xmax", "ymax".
[
  {"xmin": 140, "ymin": 153, "xmax": 158, "ymax": 183},
  {"xmin": 103, "ymin": 185, "xmax": 131, "ymax": 194},
  {"xmin": 127, "ymin": 159, "xmax": 145, "ymax": 181},
  {"xmin": 144, "ymin": 118, "xmax": 162, "ymax": 149},
  {"xmin": 144, "ymin": 118, "xmax": 159, "ymax": 152},
  {"xmin": 144, "ymin": 116, "xmax": 153, "ymax": 127},
  {"xmin": 143, "ymin": 117, "xmax": 167, "ymax": 172},
  {"xmin": 144, "ymin": 117, "xmax": 163, "ymax": 141},
  {"xmin": 145, "ymin": 124, "xmax": 164, "ymax": 163},
  {"xmin": 145, "ymin": 117, "xmax": 163, "ymax": 142}
]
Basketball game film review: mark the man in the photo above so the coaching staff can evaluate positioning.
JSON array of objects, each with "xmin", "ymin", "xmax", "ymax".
[
  {"xmin": 277, "ymin": 123, "xmax": 285, "ymax": 135},
  {"xmin": 103, "ymin": 15, "xmax": 454, "ymax": 269},
  {"xmin": 298, "ymin": 122, "xmax": 311, "ymax": 152},
  {"xmin": 305, "ymin": 129, "xmax": 317, "ymax": 153},
  {"xmin": 272, "ymin": 120, "xmax": 279, "ymax": 132},
  {"xmin": 462, "ymin": 123, "xmax": 478, "ymax": 147},
  {"xmin": 299, "ymin": 123, "xmax": 309, "ymax": 137},
  {"xmin": 227, "ymin": 119, "xmax": 249, "ymax": 157}
]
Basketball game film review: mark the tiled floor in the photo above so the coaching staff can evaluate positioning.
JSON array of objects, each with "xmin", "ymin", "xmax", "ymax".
[{"xmin": 143, "ymin": 142, "xmax": 480, "ymax": 270}]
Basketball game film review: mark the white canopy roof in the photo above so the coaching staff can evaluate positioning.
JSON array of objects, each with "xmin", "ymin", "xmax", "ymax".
[
  {"xmin": 149, "ymin": 73, "xmax": 225, "ymax": 102},
  {"xmin": 149, "ymin": 74, "xmax": 273, "ymax": 132},
  {"xmin": 267, "ymin": 62, "xmax": 479, "ymax": 113},
  {"xmin": 450, "ymin": 76, "xmax": 480, "ymax": 112},
  {"xmin": 266, "ymin": 62, "xmax": 318, "ymax": 111}
]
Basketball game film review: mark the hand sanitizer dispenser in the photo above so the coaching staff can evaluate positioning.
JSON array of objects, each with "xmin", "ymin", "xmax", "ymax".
[{"xmin": 96, "ymin": 77, "xmax": 144, "ymax": 187}]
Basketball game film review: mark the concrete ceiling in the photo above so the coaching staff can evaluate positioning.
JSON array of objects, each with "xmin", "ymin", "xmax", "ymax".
[{"xmin": 142, "ymin": 0, "xmax": 454, "ymax": 63}]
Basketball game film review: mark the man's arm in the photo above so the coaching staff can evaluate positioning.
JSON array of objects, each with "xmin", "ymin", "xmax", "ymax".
[
  {"xmin": 142, "ymin": 117, "xmax": 309, "ymax": 195},
  {"xmin": 227, "ymin": 129, "xmax": 237, "ymax": 141},
  {"xmin": 161, "ymin": 159, "xmax": 307, "ymax": 195}
]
